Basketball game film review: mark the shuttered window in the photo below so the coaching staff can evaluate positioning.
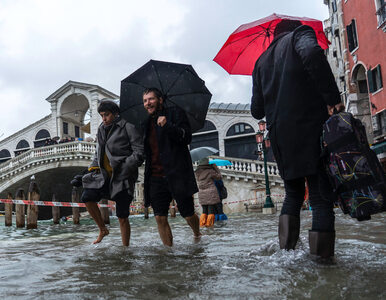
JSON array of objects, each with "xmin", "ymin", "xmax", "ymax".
[
  {"xmin": 367, "ymin": 65, "xmax": 383, "ymax": 93},
  {"xmin": 346, "ymin": 19, "xmax": 358, "ymax": 52}
]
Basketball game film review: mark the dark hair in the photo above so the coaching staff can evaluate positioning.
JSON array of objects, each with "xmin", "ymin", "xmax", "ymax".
[
  {"xmin": 143, "ymin": 87, "xmax": 163, "ymax": 100},
  {"xmin": 97, "ymin": 100, "xmax": 120, "ymax": 114},
  {"xmin": 273, "ymin": 19, "xmax": 302, "ymax": 37}
]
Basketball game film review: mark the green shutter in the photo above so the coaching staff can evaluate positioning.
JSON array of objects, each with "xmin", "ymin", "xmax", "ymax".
[
  {"xmin": 376, "ymin": 65, "xmax": 383, "ymax": 89},
  {"xmin": 367, "ymin": 69, "xmax": 375, "ymax": 93}
]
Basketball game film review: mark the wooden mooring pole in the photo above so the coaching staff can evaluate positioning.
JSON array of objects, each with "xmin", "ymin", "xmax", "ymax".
[
  {"xmin": 170, "ymin": 199, "xmax": 176, "ymax": 218},
  {"xmin": 52, "ymin": 194, "xmax": 60, "ymax": 224},
  {"xmin": 26, "ymin": 178, "xmax": 39, "ymax": 229},
  {"xmin": 71, "ymin": 187, "xmax": 80, "ymax": 224},
  {"xmin": 5, "ymin": 192, "xmax": 13, "ymax": 226},
  {"xmin": 15, "ymin": 189, "xmax": 25, "ymax": 228}
]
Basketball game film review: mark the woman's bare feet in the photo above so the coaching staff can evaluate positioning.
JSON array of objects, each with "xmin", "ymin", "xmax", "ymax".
[{"xmin": 93, "ymin": 227, "xmax": 109, "ymax": 244}]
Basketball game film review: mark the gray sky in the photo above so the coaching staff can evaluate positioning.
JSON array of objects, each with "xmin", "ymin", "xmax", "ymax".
[{"xmin": 0, "ymin": 0, "xmax": 328, "ymax": 140}]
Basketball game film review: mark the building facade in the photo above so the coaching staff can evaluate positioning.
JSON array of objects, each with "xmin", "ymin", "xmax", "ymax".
[{"xmin": 323, "ymin": 0, "xmax": 386, "ymax": 166}]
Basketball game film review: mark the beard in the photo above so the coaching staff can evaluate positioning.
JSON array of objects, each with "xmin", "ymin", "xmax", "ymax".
[{"xmin": 150, "ymin": 100, "xmax": 163, "ymax": 116}]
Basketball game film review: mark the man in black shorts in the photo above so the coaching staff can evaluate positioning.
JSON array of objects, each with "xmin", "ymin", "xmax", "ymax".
[
  {"xmin": 81, "ymin": 100, "xmax": 144, "ymax": 246},
  {"xmin": 143, "ymin": 87, "xmax": 201, "ymax": 246}
]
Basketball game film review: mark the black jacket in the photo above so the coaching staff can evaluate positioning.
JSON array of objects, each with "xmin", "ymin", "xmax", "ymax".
[
  {"xmin": 251, "ymin": 25, "xmax": 341, "ymax": 180},
  {"xmin": 143, "ymin": 106, "xmax": 198, "ymax": 207}
]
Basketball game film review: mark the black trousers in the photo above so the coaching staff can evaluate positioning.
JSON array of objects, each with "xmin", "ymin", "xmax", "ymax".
[
  {"xmin": 281, "ymin": 168, "xmax": 335, "ymax": 232},
  {"xmin": 202, "ymin": 205, "xmax": 216, "ymax": 215}
]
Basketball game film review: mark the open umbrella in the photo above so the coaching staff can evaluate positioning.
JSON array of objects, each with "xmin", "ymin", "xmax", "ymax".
[
  {"xmin": 120, "ymin": 60, "xmax": 212, "ymax": 132},
  {"xmin": 209, "ymin": 159, "xmax": 232, "ymax": 166},
  {"xmin": 190, "ymin": 147, "xmax": 219, "ymax": 162},
  {"xmin": 214, "ymin": 13, "xmax": 330, "ymax": 75}
]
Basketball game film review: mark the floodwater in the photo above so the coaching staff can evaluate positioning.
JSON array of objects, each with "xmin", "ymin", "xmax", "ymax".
[{"xmin": 0, "ymin": 210, "xmax": 385, "ymax": 299}]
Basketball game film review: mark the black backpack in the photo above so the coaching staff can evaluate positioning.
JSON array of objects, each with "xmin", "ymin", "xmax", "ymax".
[
  {"xmin": 214, "ymin": 179, "xmax": 228, "ymax": 200},
  {"xmin": 321, "ymin": 112, "xmax": 386, "ymax": 221}
]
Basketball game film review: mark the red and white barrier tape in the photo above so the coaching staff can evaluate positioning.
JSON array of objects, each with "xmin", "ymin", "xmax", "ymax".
[
  {"xmin": 0, "ymin": 198, "xmax": 115, "ymax": 208},
  {"xmin": 1, "ymin": 194, "xmax": 285, "ymax": 209}
]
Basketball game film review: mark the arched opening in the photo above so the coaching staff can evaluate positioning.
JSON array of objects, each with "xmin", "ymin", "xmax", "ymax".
[
  {"xmin": 190, "ymin": 120, "xmax": 219, "ymax": 150},
  {"xmin": 0, "ymin": 149, "xmax": 11, "ymax": 164},
  {"xmin": 351, "ymin": 64, "xmax": 373, "ymax": 142},
  {"xmin": 34, "ymin": 129, "xmax": 51, "ymax": 148},
  {"xmin": 59, "ymin": 93, "xmax": 90, "ymax": 141},
  {"xmin": 224, "ymin": 123, "xmax": 257, "ymax": 160},
  {"xmin": 15, "ymin": 139, "xmax": 30, "ymax": 156}
]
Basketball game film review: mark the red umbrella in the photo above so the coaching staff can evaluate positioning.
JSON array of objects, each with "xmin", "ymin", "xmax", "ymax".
[{"xmin": 213, "ymin": 13, "xmax": 330, "ymax": 75}]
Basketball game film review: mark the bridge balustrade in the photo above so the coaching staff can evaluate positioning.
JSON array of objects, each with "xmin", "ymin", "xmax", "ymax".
[
  {"xmin": 0, "ymin": 142, "xmax": 281, "ymax": 183},
  {"xmin": 0, "ymin": 141, "xmax": 97, "ymax": 176},
  {"xmin": 212, "ymin": 156, "xmax": 280, "ymax": 177}
]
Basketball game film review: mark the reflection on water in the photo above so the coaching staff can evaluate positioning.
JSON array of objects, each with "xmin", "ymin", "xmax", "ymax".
[{"xmin": 0, "ymin": 210, "xmax": 385, "ymax": 299}]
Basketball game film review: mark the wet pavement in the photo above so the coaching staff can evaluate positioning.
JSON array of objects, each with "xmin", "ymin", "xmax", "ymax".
[{"xmin": 0, "ymin": 210, "xmax": 385, "ymax": 299}]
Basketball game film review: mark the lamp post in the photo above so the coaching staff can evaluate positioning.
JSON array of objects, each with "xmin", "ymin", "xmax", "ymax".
[{"xmin": 256, "ymin": 120, "xmax": 275, "ymax": 214}]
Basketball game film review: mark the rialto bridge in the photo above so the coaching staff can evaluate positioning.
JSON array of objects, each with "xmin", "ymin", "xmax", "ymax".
[
  {"xmin": 0, "ymin": 81, "xmax": 283, "ymax": 218},
  {"xmin": 0, "ymin": 141, "xmax": 284, "ymax": 218}
]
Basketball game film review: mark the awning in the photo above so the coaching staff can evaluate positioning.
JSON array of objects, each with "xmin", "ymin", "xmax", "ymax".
[{"xmin": 371, "ymin": 140, "xmax": 386, "ymax": 155}]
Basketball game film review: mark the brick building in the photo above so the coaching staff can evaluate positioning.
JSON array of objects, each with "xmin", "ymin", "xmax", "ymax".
[{"xmin": 324, "ymin": 0, "xmax": 386, "ymax": 165}]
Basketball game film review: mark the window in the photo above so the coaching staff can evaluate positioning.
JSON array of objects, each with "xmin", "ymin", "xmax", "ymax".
[
  {"xmin": 75, "ymin": 125, "xmax": 80, "ymax": 138},
  {"xmin": 226, "ymin": 123, "xmax": 255, "ymax": 137},
  {"xmin": 63, "ymin": 122, "xmax": 68, "ymax": 135},
  {"xmin": 367, "ymin": 65, "xmax": 383, "ymax": 93},
  {"xmin": 372, "ymin": 110, "xmax": 386, "ymax": 137},
  {"xmin": 332, "ymin": 0, "xmax": 337, "ymax": 12},
  {"xmin": 375, "ymin": 0, "xmax": 386, "ymax": 27},
  {"xmin": 346, "ymin": 19, "xmax": 358, "ymax": 52}
]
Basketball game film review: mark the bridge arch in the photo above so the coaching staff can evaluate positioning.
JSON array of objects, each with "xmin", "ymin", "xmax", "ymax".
[
  {"xmin": 0, "ymin": 149, "xmax": 11, "ymax": 164},
  {"xmin": 34, "ymin": 128, "xmax": 51, "ymax": 148},
  {"xmin": 59, "ymin": 93, "xmax": 90, "ymax": 139},
  {"xmin": 15, "ymin": 139, "xmax": 31, "ymax": 156}
]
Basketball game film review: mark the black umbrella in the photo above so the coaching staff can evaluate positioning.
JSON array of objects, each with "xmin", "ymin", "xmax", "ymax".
[{"xmin": 120, "ymin": 60, "xmax": 212, "ymax": 132}]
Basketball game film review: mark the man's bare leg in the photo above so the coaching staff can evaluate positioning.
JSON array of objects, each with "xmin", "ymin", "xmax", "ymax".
[
  {"xmin": 118, "ymin": 217, "xmax": 131, "ymax": 246},
  {"xmin": 155, "ymin": 215, "xmax": 173, "ymax": 246},
  {"xmin": 85, "ymin": 202, "xmax": 109, "ymax": 244},
  {"xmin": 185, "ymin": 213, "xmax": 201, "ymax": 239}
]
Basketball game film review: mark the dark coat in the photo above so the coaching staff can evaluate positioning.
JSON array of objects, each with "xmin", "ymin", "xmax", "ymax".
[
  {"xmin": 84, "ymin": 117, "xmax": 144, "ymax": 198},
  {"xmin": 251, "ymin": 25, "xmax": 341, "ymax": 180},
  {"xmin": 143, "ymin": 106, "xmax": 198, "ymax": 207}
]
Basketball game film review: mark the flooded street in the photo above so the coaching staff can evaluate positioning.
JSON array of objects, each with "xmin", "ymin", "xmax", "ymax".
[{"xmin": 1, "ymin": 210, "xmax": 385, "ymax": 299}]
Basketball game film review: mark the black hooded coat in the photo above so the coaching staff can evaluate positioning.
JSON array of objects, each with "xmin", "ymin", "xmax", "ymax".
[{"xmin": 251, "ymin": 25, "xmax": 341, "ymax": 180}]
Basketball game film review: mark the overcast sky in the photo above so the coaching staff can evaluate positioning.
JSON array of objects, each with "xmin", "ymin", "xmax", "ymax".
[{"xmin": 0, "ymin": 0, "xmax": 328, "ymax": 140}]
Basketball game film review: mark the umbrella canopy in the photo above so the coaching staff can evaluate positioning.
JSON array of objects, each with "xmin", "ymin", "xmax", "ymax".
[
  {"xmin": 190, "ymin": 147, "xmax": 219, "ymax": 163},
  {"xmin": 120, "ymin": 60, "xmax": 212, "ymax": 132},
  {"xmin": 209, "ymin": 159, "xmax": 232, "ymax": 166},
  {"xmin": 213, "ymin": 13, "xmax": 330, "ymax": 75}
]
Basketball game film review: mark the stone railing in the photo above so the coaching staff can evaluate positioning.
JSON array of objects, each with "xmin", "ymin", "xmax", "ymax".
[
  {"xmin": 206, "ymin": 156, "xmax": 281, "ymax": 178},
  {"xmin": 0, "ymin": 142, "xmax": 282, "ymax": 184},
  {"xmin": 0, "ymin": 141, "xmax": 96, "ymax": 176}
]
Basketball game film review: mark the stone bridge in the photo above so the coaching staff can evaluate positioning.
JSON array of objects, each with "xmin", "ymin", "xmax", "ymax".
[{"xmin": 0, "ymin": 141, "xmax": 284, "ymax": 216}]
